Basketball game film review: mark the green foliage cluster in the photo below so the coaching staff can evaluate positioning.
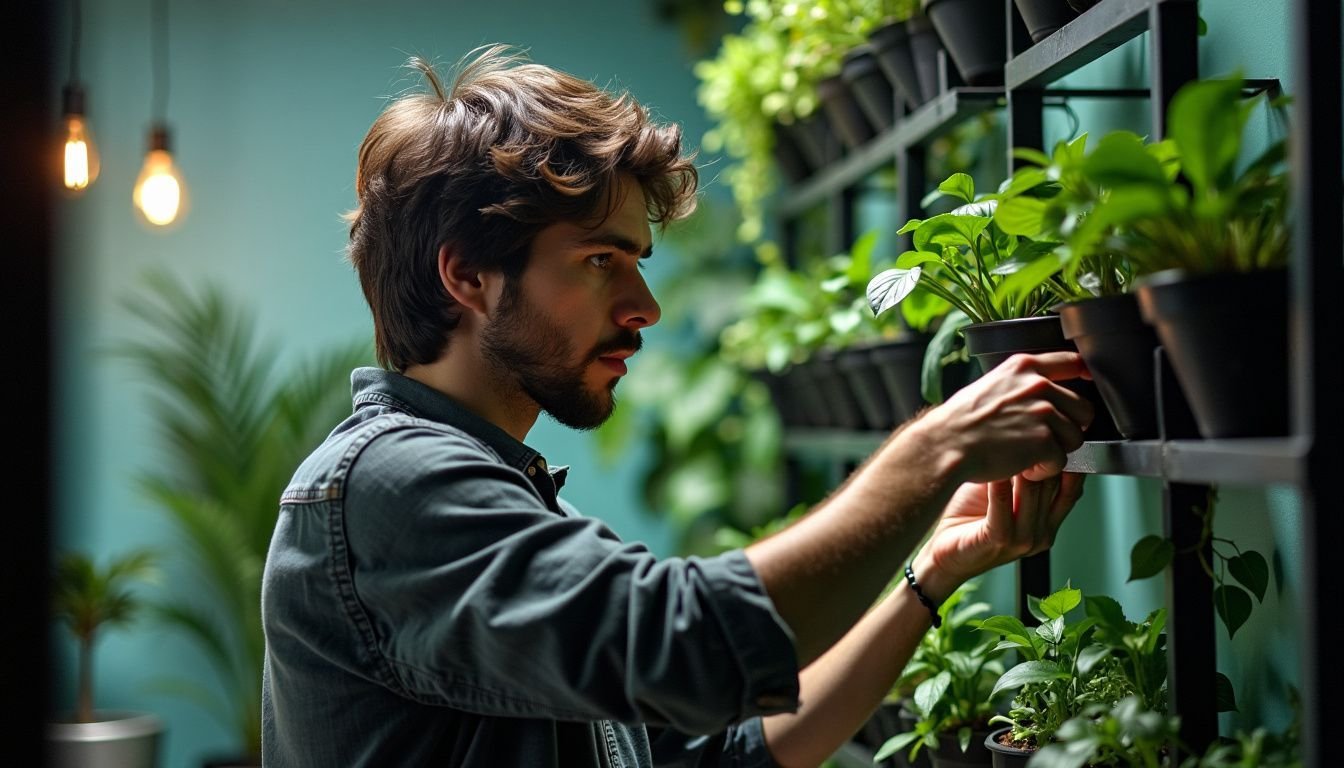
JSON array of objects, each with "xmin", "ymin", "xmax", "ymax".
[
  {"xmin": 116, "ymin": 272, "xmax": 371, "ymax": 761},
  {"xmin": 695, "ymin": 0, "xmax": 917, "ymax": 241},
  {"xmin": 875, "ymin": 582, "xmax": 1008, "ymax": 763},
  {"xmin": 981, "ymin": 586, "xmax": 1170, "ymax": 750}
]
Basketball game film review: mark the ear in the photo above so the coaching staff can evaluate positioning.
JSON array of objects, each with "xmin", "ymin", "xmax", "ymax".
[{"xmin": 437, "ymin": 243, "xmax": 492, "ymax": 316}]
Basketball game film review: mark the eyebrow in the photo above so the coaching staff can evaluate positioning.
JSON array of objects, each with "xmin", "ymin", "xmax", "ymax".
[{"xmin": 574, "ymin": 233, "xmax": 654, "ymax": 258}]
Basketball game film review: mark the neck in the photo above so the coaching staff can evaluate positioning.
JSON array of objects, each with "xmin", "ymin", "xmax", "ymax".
[{"xmin": 403, "ymin": 341, "xmax": 539, "ymax": 442}]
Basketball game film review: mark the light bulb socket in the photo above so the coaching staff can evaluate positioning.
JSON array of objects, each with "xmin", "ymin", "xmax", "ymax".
[
  {"xmin": 62, "ymin": 84, "xmax": 86, "ymax": 117},
  {"xmin": 148, "ymin": 124, "xmax": 172, "ymax": 153}
]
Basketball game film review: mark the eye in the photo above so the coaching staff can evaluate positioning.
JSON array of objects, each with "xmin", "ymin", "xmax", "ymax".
[{"xmin": 587, "ymin": 253, "xmax": 613, "ymax": 269}]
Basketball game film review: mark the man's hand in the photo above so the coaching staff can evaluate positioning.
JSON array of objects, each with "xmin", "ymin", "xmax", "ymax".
[
  {"xmin": 908, "ymin": 352, "xmax": 1095, "ymax": 484},
  {"xmin": 913, "ymin": 474, "xmax": 1086, "ymax": 601}
]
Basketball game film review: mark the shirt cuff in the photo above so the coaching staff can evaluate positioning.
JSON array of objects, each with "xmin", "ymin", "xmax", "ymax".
[{"xmin": 700, "ymin": 549, "xmax": 800, "ymax": 718}]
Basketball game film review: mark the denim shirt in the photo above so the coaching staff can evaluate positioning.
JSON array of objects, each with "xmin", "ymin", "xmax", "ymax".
[{"xmin": 261, "ymin": 368, "xmax": 800, "ymax": 767}]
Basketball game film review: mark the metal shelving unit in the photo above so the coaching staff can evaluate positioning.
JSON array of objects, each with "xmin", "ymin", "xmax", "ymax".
[{"xmin": 774, "ymin": 0, "xmax": 1340, "ymax": 763}]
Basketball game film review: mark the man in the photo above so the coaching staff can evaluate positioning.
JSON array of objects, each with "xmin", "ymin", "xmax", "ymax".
[{"xmin": 261, "ymin": 46, "xmax": 1092, "ymax": 768}]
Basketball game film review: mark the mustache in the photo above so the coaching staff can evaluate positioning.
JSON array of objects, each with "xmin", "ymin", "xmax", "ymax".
[{"xmin": 592, "ymin": 331, "xmax": 642, "ymax": 358}]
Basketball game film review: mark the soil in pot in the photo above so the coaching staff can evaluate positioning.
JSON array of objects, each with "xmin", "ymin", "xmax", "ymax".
[
  {"xmin": 963, "ymin": 316, "xmax": 1123, "ymax": 441},
  {"xmin": 1013, "ymin": 0, "xmax": 1078, "ymax": 44},
  {"xmin": 842, "ymin": 45, "xmax": 897, "ymax": 133},
  {"xmin": 984, "ymin": 727, "xmax": 1034, "ymax": 768},
  {"xmin": 923, "ymin": 0, "xmax": 1007, "ymax": 86},
  {"xmin": 1136, "ymin": 268, "xmax": 1289, "ymax": 438}
]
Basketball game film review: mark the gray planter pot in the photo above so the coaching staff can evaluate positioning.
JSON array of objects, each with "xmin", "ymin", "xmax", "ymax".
[{"xmin": 48, "ymin": 711, "xmax": 163, "ymax": 768}]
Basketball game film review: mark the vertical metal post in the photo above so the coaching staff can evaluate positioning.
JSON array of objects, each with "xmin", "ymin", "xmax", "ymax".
[
  {"xmin": 830, "ymin": 187, "xmax": 857, "ymax": 255},
  {"xmin": 1291, "ymin": 0, "xmax": 1342, "ymax": 764},
  {"xmin": 1165, "ymin": 482, "xmax": 1217, "ymax": 757},
  {"xmin": 897, "ymin": 145, "xmax": 926, "ymax": 252},
  {"xmin": 1148, "ymin": 0, "xmax": 1199, "ymax": 138}
]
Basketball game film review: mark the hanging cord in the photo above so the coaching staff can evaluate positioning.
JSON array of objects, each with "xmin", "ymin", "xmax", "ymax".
[
  {"xmin": 151, "ymin": 0, "xmax": 169, "ymax": 122},
  {"xmin": 68, "ymin": 0, "xmax": 82, "ymax": 84}
]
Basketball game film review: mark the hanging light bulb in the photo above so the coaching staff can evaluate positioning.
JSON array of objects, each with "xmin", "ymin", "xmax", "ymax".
[
  {"xmin": 133, "ymin": 124, "xmax": 187, "ymax": 227},
  {"xmin": 61, "ymin": 85, "xmax": 99, "ymax": 191}
]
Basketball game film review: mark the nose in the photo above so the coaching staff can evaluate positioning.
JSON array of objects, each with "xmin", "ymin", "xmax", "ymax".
[{"xmin": 614, "ymin": 269, "xmax": 661, "ymax": 330}]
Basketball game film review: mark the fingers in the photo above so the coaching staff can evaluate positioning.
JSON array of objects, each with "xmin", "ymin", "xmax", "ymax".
[
  {"xmin": 986, "ymin": 480, "xmax": 1014, "ymax": 539},
  {"xmin": 1048, "ymin": 472, "xmax": 1086, "ymax": 531},
  {"xmin": 1012, "ymin": 351, "xmax": 1093, "ymax": 382}
]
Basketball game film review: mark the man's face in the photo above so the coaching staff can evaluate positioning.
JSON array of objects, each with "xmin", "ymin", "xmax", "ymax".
[{"xmin": 480, "ymin": 175, "xmax": 660, "ymax": 430}]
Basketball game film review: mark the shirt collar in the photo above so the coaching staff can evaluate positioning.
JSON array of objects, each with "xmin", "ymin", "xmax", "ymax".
[{"xmin": 349, "ymin": 367, "xmax": 565, "ymax": 490}]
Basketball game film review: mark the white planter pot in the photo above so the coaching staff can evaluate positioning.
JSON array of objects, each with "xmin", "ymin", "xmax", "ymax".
[{"xmin": 47, "ymin": 711, "xmax": 163, "ymax": 768}]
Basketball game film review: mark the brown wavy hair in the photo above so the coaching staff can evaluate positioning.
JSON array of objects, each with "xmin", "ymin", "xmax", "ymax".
[{"xmin": 345, "ymin": 45, "xmax": 699, "ymax": 371}]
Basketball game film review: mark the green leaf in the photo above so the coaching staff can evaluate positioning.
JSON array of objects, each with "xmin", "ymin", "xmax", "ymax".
[
  {"xmin": 1012, "ymin": 147, "xmax": 1052, "ymax": 167},
  {"xmin": 1080, "ymin": 131, "xmax": 1167, "ymax": 187},
  {"xmin": 1128, "ymin": 535, "xmax": 1175, "ymax": 581},
  {"xmin": 994, "ymin": 196, "xmax": 1049, "ymax": 237},
  {"xmin": 975, "ymin": 615, "xmax": 1035, "ymax": 652},
  {"xmin": 921, "ymin": 172, "xmax": 976, "ymax": 207},
  {"xmin": 867, "ymin": 268, "xmax": 924, "ymax": 317},
  {"xmin": 1026, "ymin": 594, "xmax": 1050, "ymax": 624},
  {"xmin": 1040, "ymin": 587, "xmax": 1082, "ymax": 619},
  {"xmin": 1216, "ymin": 672, "xmax": 1239, "ymax": 712},
  {"xmin": 1214, "ymin": 584, "xmax": 1254, "ymax": 638},
  {"xmin": 913, "ymin": 213, "xmax": 991, "ymax": 252},
  {"xmin": 1036, "ymin": 615, "xmax": 1065, "ymax": 645},
  {"xmin": 1227, "ymin": 551, "xmax": 1269, "ymax": 603},
  {"xmin": 914, "ymin": 670, "xmax": 952, "ymax": 716},
  {"xmin": 1076, "ymin": 644, "xmax": 1111, "ymax": 676},
  {"xmin": 897, "ymin": 217, "xmax": 924, "ymax": 235},
  {"xmin": 875, "ymin": 731, "xmax": 922, "ymax": 762},
  {"xmin": 991, "ymin": 660, "xmax": 1069, "ymax": 698},
  {"xmin": 958, "ymin": 726, "xmax": 972, "ymax": 753},
  {"xmin": 1167, "ymin": 76, "xmax": 1247, "ymax": 196},
  {"xmin": 921, "ymin": 310, "xmax": 972, "ymax": 403}
]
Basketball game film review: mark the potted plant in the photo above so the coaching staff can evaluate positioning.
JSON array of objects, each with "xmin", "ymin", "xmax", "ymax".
[
  {"xmin": 866, "ymin": 170, "xmax": 1121, "ymax": 439},
  {"xmin": 868, "ymin": 2, "xmax": 947, "ymax": 110},
  {"xmin": 875, "ymin": 581, "xmax": 1007, "ymax": 768},
  {"xmin": 48, "ymin": 548, "xmax": 164, "ymax": 768},
  {"xmin": 992, "ymin": 131, "xmax": 1185, "ymax": 439},
  {"xmin": 975, "ymin": 585, "xmax": 1170, "ymax": 766},
  {"xmin": 1054, "ymin": 75, "xmax": 1291, "ymax": 438},
  {"xmin": 1013, "ymin": 0, "xmax": 1078, "ymax": 45},
  {"xmin": 115, "ymin": 271, "xmax": 370, "ymax": 766}
]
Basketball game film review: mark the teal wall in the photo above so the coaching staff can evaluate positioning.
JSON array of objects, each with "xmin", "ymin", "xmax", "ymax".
[{"xmin": 50, "ymin": 2, "xmax": 709, "ymax": 765}]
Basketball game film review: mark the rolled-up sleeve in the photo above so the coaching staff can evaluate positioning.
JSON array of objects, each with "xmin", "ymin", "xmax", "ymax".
[{"xmin": 338, "ymin": 425, "xmax": 800, "ymax": 736}]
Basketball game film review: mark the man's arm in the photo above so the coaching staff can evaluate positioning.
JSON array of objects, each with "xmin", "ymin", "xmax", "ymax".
[
  {"xmin": 758, "ymin": 475, "xmax": 1086, "ymax": 768},
  {"xmin": 744, "ymin": 351, "xmax": 1093, "ymax": 668}
]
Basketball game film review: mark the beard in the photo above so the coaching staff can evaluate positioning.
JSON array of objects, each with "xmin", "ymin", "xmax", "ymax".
[{"xmin": 480, "ymin": 282, "xmax": 641, "ymax": 431}]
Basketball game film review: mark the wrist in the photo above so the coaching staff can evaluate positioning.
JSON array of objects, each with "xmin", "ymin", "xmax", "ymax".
[
  {"xmin": 909, "ymin": 551, "xmax": 961, "ymax": 606},
  {"xmin": 897, "ymin": 414, "xmax": 971, "ymax": 490}
]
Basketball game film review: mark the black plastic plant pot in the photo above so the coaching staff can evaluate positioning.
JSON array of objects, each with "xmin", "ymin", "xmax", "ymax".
[
  {"xmin": 1135, "ymin": 268, "xmax": 1290, "ymax": 438},
  {"xmin": 811, "ymin": 350, "xmax": 866, "ymax": 430},
  {"xmin": 1067, "ymin": 0, "xmax": 1099, "ymax": 11},
  {"xmin": 750, "ymin": 368, "xmax": 803, "ymax": 427},
  {"xmin": 1013, "ymin": 0, "xmax": 1079, "ymax": 44},
  {"xmin": 983, "ymin": 727, "xmax": 1033, "ymax": 768},
  {"xmin": 783, "ymin": 113, "xmax": 831, "ymax": 171},
  {"xmin": 817, "ymin": 73, "xmax": 876, "ymax": 150},
  {"xmin": 928, "ymin": 727, "xmax": 995, "ymax": 768},
  {"xmin": 771, "ymin": 122, "xmax": 813, "ymax": 183},
  {"xmin": 908, "ymin": 14, "xmax": 951, "ymax": 103},
  {"xmin": 1057, "ymin": 293, "xmax": 1163, "ymax": 440},
  {"xmin": 868, "ymin": 336, "xmax": 931, "ymax": 425},
  {"xmin": 842, "ymin": 45, "xmax": 897, "ymax": 133},
  {"xmin": 784, "ymin": 362, "xmax": 834, "ymax": 428},
  {"xmin": 837, "ymin": 345, "xmax": 895, "ymax": 430},
  {"xmin": 869, "ymin": 19, "xmax": 924, "ymax": 110},
  {"xmin": 923, "ymin": 0, "xmax": 1007, "ymax": 86},
  {"xmin": 963, "ymin": 316, "xmax": 1123, "ymax": 441}
]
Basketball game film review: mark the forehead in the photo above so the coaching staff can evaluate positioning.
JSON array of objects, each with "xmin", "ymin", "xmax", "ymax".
[{"xmin": 547, "ymin": 176, "xmax": 652, "ymax": 252}]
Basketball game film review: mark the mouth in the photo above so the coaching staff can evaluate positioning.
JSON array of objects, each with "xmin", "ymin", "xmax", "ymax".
[{"xmin": 596, "ymin": 350, "xmax": 634, "ymax": 376}]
